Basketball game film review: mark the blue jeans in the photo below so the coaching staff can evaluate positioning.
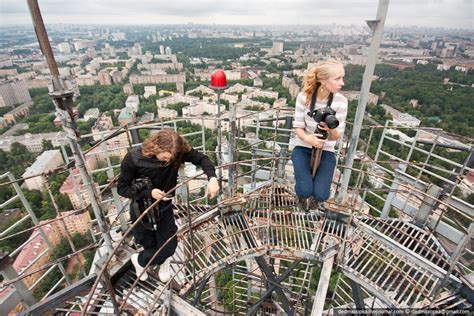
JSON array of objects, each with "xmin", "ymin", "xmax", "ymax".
[{"xmin": 291, "ymin": 146, "xmax": 336, "ymax": 202}]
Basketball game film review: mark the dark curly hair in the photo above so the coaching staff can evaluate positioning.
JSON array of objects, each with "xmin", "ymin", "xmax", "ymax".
[{"xmin": 141, "ymin": 129, "xmax": 192, "ymax": 168}]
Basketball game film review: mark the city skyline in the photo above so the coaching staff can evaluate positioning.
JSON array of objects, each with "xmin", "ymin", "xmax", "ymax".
[{"xmin": 0, "ymin": 0, "xmax": 472, "ymax": 29}]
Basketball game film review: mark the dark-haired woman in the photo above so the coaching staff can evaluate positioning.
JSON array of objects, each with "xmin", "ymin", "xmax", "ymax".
[{"xmin": 118, "ymin": 129, "xmax": 218, "ymax": 281}]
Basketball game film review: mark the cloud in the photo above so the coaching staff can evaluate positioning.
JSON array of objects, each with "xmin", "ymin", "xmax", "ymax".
[{"xmin": 0, "ymin": 0, "xmax": 472, "ymax": 28}]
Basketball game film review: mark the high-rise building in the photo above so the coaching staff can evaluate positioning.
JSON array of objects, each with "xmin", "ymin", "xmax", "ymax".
[
  {"xmin": 159, "ymin": 45, "xmax": 165, "ymax": 55},
  {"xmin": 165, "ymin": 46, "xmax": 172, "ymax": 55},
  {"xmin": 272, "ymin": 41, "xmax": 284, "ymax": 54},
  {"xmin": 112, "ymin": 32, "xmax": 126, "ymax": 41},
  {"xmin": 57, "ymin": 42, "xmax": 71, "ymax": 53},
  {"xmin": 86, "ymin": 47, "xmax": 96, "ymax": 59},
  {"xmin": 0, "ymin": 81, "xmax": 32, "ymax": 107},
  {"xmin": 110, "ymin": 69, "xmax": 123, "ymax": 84},
  {"xmin": 73, "ymin": 40, "xmax": 96, "ymax": 51},
  {"xmin": 131, "ymin": 44, "xmax": 143, "ymax": 56},
  {"xmin": 123, "ymin": 83, "xmax": 134, "ymax": 95},
  {"xmin": 98, "ymin": 71, "xmax": 112, "ymax": 85}
]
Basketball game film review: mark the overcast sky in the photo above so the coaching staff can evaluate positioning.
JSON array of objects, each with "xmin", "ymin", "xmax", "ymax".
[{"xmin": 0, "ymin": 0, "xmax": 472, "ymax": 29}]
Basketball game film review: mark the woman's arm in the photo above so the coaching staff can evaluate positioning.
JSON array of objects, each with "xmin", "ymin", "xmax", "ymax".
[
  {"xmin": 184, "ymin": 149, "xmax": 219, "ymax": 197},
  {"xmin": 295, "ymin": 127, "xmax": 326, "ymax": 148},
  {"xmin": 117, "ymin": 152, "xmax": 153, "ymax": 199},
  {"xmin": 293, "ymin": 93, "xmax": 327, "ymax": 148},
  {"xmin": 183, "ymin": 148, "xmax": 217, "ymax": 179}
]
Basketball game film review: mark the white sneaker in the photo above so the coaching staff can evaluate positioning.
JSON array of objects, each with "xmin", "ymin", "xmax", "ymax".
[
  {"xmin": 158, "ymin": 257, "xmax": 172, "ymax": 283},
  {"xmin": 131, "ymin": 253, "xmax": 148, "ymax": 281}
]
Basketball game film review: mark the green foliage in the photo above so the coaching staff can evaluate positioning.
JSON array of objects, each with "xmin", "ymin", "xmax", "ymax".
[
  {"xmin": 366, "ymin": 104, "xmax": 392, "ymax": 122},
  {"xmin": 344, "ymin": 64, "xmax": 365, "ymax": 90},
  {"xmin": 16, "ymin": 113, "xmax": 61, "ymax": 134},
  {"xmin": 215, "ymin": 268, "xmax": 233, "ymax": 301},
  {"xmin": 0, "ymin": 214, "xmax": 32, "ymax": 253},
  {"xmin": 30, "ymin": 93, "xmax": 55, "ymax": 114},
  {"xmin": 265, "ymin": 61, "xmax": 294, "ymax": 73},
  {"xmin": 0, "ymin": 143, "xmax": 37, "ymax": 178},
  {"xmin": 467, "ymin": 194, "xmax": 474, "ymax": 205},
  {"xmin": 139, "ymin": 129, "xmax": 150, "ymax": 140},
  {"xmin": 83, "ymin": 250, "xmax": 95, "ymax": 273},
  {"xmin": 29, "ymin": 88, "xmax": 49, "ymax": 98},
  {"xmin": 370, "ymin": 64, "xmax": 474, "ymax": 137},
  {"xmin": 80, "ymin": 57, "xmax": 92, "ymax": 68},
  {"xmin": 42, "ymin": 139, "xmax": 54, "ymax": 151},
  {"xmin": 188, "ymin": 91, "xmax": 208, "ymax": 100},
  {"xmin": 52, "ymin": 233, "xmax": 92, "ymax": 261},
  {"xmin": 76, "ymin": 118, "xmax": 97, "ymax": 136},
  {"xmin": 33, "ymin": 266, "xmax": 62, "ymax": 300},
  {"xmin": 93, "ymin": 170, "xmax": 109, "ymax": 186},
  {"xmin": 13, "ymin": 48, "xmax": 32, "ymax": 55},
  {"xmin": 145, "ymin": 37, "xmax": 259, "ymax": 60},
  {"xmin": 244, "ymin": 105, "xmax": 265, "ymax": 112},
  {"xmin": 0, "ymin": 105, "xmax": 13, "ymax": 116},
  {"xmin": 76, "ymin": 85, "xmax": 128, "ymax": 116},
  {"xmin": 250, "ymin": 96, "xmax": 275, "ymax": 105},
  {"xmin": 166, "ymin": 102, "xmax": 189, "ymax": 116},
  {"xmin": 117, "ymin": 52, "xmax": 128, "ymax": 59}
]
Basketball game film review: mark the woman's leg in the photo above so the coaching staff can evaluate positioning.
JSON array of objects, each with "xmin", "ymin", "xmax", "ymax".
[
  {"xmin": 291, "ymin": 146, "xmax": 314, "ymax": 198},
  {"xmin": 312, "ymin": 151, "xmax": 336, "ymax": 202},
  {"xmin": 134, "ymin": 209, "xmax": 178, "ymax": 267}
]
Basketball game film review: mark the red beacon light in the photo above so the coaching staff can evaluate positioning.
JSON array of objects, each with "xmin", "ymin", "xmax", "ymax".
[{"xmin": 209, "ymin": 69, "xmax": 227, "ymax": 90}]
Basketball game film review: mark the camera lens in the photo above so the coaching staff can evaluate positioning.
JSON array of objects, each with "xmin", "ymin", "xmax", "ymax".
[{"xmin": 325, "ymin": 115, "xmax": 339, "ymax": 129}]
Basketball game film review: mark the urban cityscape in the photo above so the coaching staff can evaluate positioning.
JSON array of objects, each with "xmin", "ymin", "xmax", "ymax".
[{"xmin": 0, "ymin": 1, "xmax": 473, "ymax": 315}]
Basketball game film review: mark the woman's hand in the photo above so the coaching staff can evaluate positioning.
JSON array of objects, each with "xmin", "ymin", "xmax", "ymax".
[
  {"xmin": 151, "ymin": 188, "xmax": 170, "ymax": 201},
  {"xmin": 304, "ymin": 134, "xmax": 326, "ymax": 148},
  {"xmin": 318, "ymin": 122, "xmax": 340, "ymax": 141},
  {"xmin": 318, "ymin": 122, "xmax": 329, "ymax": 131},
  {"xmin": 206, "ymin": 177, "xmax": 219, "ymax": 198}
]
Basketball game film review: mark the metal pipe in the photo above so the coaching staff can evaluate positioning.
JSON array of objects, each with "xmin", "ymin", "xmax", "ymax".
[
  {"xmin": 338, "ymin": 0, "xmax": 390, "ymax": 204},
  {"xmin": 27, "ymin": 0, "xmax": 114, "ymax": 253}
]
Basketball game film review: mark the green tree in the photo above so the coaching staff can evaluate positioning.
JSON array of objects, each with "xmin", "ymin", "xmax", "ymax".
[
  {"xmin": 42, "ymin": 140, "xmax": 54, "ymax": 151},
  {"xmin": 166, "ymin": 102, "xmax": 189, "ymax": 116}
]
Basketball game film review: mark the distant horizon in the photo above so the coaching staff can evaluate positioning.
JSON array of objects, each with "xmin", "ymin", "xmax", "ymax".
[{"xmin": 0, "ymin": 22, "xmax": 472, "ymax": 33}]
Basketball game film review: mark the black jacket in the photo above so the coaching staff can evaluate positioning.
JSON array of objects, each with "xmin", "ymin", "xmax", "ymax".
[{"xmin": 117, "ymin": 146, "xmax": 216, "ymax": 200}]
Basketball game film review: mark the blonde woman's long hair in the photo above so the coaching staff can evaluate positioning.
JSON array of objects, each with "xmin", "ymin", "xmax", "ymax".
[
  {"xmin": 142, "ymin": 129, "xmax": 192, "ymax": 168},
  {"xmin": 302, "ymin": 59, "xmax": 344, "ymax": 107}
]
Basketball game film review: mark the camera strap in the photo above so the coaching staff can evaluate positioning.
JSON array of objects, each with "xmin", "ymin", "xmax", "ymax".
[
  {"xmin": 308, "ymin": 84, "xmax": 334, "ymax": 114},
  {"xmin": 131, "ymin": 199, "xmax": 173, "ymax": 231}
]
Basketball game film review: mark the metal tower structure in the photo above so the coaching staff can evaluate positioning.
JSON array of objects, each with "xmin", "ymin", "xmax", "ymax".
[{"xmin": 0, "ymin": 0, "xmax": 473, "ymax": 315}]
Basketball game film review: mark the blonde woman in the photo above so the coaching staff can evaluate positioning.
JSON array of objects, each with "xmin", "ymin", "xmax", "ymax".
[
  {"xmin": 118, "ymin": 129, "xmax": 218, "ymax": 282},
  {"xmin": 291, "ymin": 60, "xmax": 347, "ymax": 211}
]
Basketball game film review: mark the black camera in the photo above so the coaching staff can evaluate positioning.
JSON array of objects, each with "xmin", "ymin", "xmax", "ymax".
[
  {"xmin": 308, "ymin": 106, "xmax": 339, "ymax": 140},
  {"xmin": 131, "ymin": 177, "xmax": 153, "ymax": 194}
]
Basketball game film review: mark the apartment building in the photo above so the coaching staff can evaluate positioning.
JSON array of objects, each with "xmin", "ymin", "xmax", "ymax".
[
  {"xmin": 58, "ymin": 210, "xmax": 92, "ymax": 236},
  {"xmin": 22, "ymin": 150, "xmax": 64, "ymax": 191},
  {"xmin": 12, "ymin": 222, "xmax": 62, "ymax": 289},
  {"xmin": 0, "ymin": 81, "xmax": 31, "ymax": 107}
]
